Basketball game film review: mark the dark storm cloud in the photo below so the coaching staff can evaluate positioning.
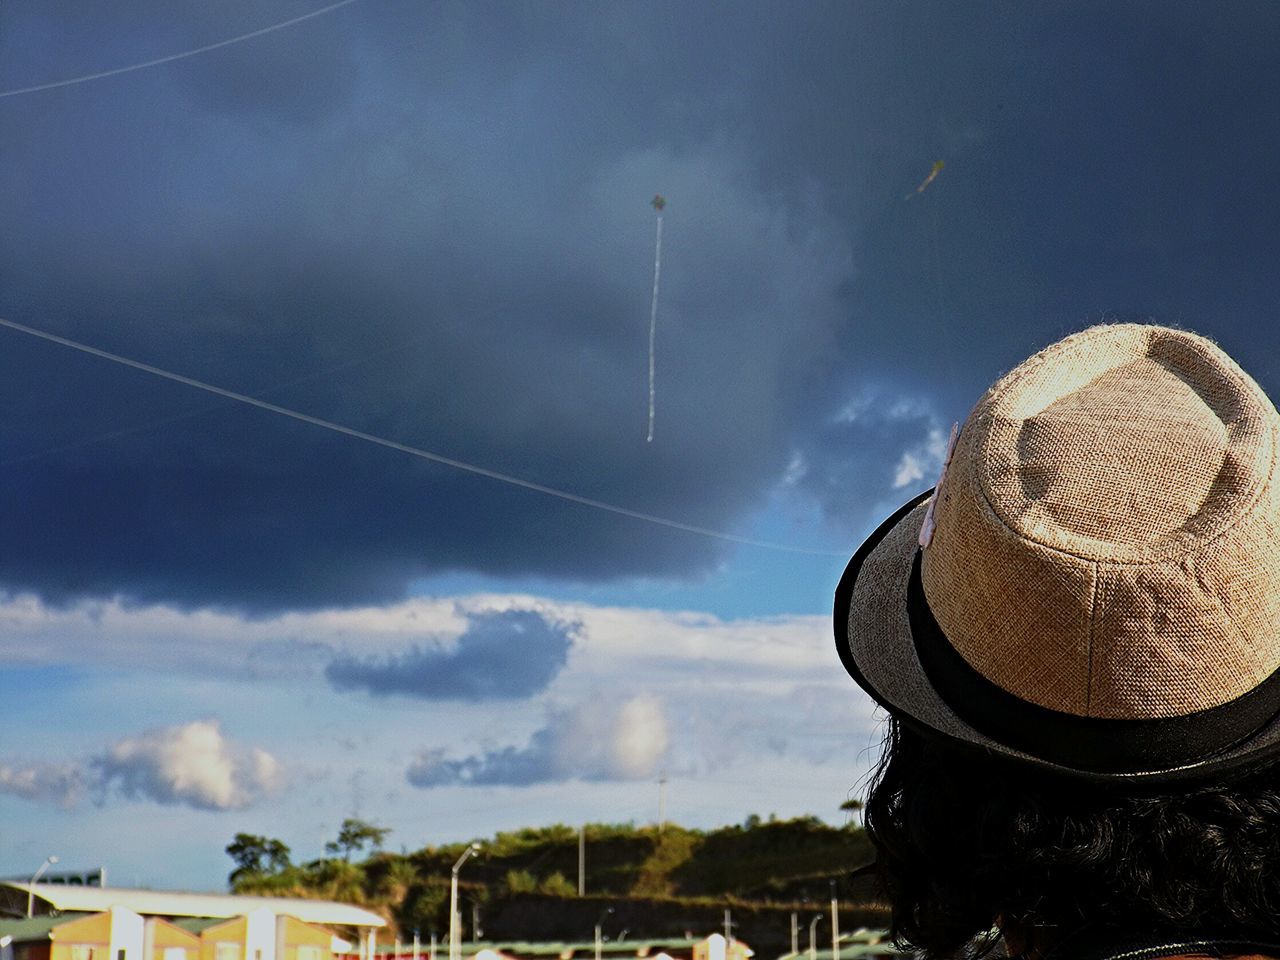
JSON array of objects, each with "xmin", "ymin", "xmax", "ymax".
[
  {"xmin": 3, "ymin": 2, "xmax": 1280, "ymax": 610},
  {"xmin": 325, "ymin": 609, "xmax": 575, "ymax": 700}
]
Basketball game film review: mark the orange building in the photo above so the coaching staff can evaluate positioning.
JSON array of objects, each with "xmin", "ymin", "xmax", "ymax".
[
  {"xmin": 144, "ymin": 919, "xmax": 201, "ymax": 960},
  {"xmin": 0, "ymin": 908, "xmax": 145, "ymax": 960},
  {"xmin": 275, "ymin": 914, "xmax": 333, "ymax": 960},
  {"xmin": 0, "ymin": 900, "xmax": 359, "ymax": 960}
]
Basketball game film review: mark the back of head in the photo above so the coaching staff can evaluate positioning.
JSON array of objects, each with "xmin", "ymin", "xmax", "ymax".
[{"xmin": 832, "ymin": 324, "xmax": 1280, "ymax": 957}]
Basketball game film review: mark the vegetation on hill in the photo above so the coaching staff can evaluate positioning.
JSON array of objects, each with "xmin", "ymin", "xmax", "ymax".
[{"xmin": 226, "ymin": 813, "xmax": 880, "ymax": 953}]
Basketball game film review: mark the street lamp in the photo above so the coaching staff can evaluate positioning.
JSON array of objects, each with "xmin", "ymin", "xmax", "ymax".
[
  {"xmin": 808, "ymin": 914, "xmax": 822, "ymax": 960},
  {"xmin": 27, "ymin": 856, "xmax": 59, "ymax": 917},
  {"xmin": 594, "ymin": 907, "xmax": 614, "ymax": 960},
  {"xmin": 449, "ymin": 844, "xmax": 480, "ymax": 960}
]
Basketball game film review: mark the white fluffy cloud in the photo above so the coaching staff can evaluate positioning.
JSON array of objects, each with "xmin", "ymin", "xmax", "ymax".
[
  {"xmin": 0, "ymin": 761, "xmax": 84, "ymax": 809},
  {"xmin": 407, "ymin": 694, "xmax": 670, "ymax": 787},
  {"xmin": 0, "ymin": 721, "xmax": 282, "ymax": 812},
  {"xmin": 0, "ymin": 593, "xmax": 875, "ymax": 805},
  {"xmin": 892, "ymin": 425, "xmax": 947, "ymax": 489}
]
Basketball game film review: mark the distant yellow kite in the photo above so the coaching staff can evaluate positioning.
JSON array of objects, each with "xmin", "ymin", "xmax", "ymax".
[{"xmin": 906, "ymin": 160, "xmax": 944, "ymax": 199}]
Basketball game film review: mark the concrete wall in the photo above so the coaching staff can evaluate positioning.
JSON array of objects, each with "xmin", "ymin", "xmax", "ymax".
[
  {"xmin": 108, "ymin": 907, "xmax": 145, "ymax": 960},
  {"xmin": 244, "ymin": 908, "xmax": 276, "ymax": 960}
]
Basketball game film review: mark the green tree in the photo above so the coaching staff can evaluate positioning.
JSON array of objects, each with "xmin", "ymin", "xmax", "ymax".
[
  {"xmin": 226, "ymin": 833, "xmax": 292, "ymax": 886},
  {"xmin": 374, "ymin": 856, "xmax": 419, "ymax": 901},
  {"xmin": 326, "ymin": 817, "xmax": 392, "ymax": 862},
  {"xmin": 840, "ymin": 798, "xmax": 865, "ymax": 828},
  {"xmin": 397, "ymin": 881, "xmax": 449, "ymax": 937},
  {"xmin": 503, "ymin": 869, "xmax": 538, "ymax": 894},
  {"xmin": 309, "ymin": 857, "xmax": 366, "ymax": 903},
  {"xmin": 538, "ymin": 872, "xmax": 576, "ymax": 897}
]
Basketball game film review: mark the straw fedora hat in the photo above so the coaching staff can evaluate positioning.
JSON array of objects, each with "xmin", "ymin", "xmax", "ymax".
[{"xmin": 834, "ymin": 323, "xmax": 1280, "ymax": 781}]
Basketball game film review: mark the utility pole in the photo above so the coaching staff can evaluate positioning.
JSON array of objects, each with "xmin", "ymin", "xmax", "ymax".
[
  {"xmin": 658, "ymin": 776, "xmax": 668, "ymax": 834},
  {"xmin": 830, "ymin": 881, "xmax": 840, "ymax": 960},
  {"xmin": 579, "ymin": 824, "xmax": 586, "ymax": 896},
  {"xmin": 790, "ymin": 912, "xmax": 798, "ymax": 956}
]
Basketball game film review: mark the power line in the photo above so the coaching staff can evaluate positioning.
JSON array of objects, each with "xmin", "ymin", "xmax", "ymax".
[
  {"xmin": 0, "ymin": 0, "xmax": 361, "ymax": 100},
  {"xmin": 0, "ymin": 330, "xmax": 431, "ymax": 468},
  {"xmin": 0, "ymin": 318, "xmax": 844, "ymax": 557}
]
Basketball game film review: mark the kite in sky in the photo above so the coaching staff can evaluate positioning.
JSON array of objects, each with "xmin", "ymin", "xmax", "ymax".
[
  {"xmin": 906, "ymin": 160, "xmax": 945, "ymax": 199},
  {"xmin": 647, "ymin": 196, "xmax": 665, "ymax": 442}
]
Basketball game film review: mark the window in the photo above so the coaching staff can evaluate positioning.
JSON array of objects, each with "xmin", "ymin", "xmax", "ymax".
[
  {"xmin": 163, "ymin": 949, "xmax": 186, "ymax": 960},
  {"xmin": 299, "ymin": 947, "xmax": 322, "ymax": 960},
  {"xmin": 215, "ymin": 944, "xmax": 241, "ymax": 960},
  {"xmin": 69, "ymin": 946, "xmax": 95, "ymax": 960}
]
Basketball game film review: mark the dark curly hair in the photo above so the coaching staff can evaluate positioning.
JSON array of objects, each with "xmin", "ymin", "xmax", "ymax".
[{"xmin": 862, "ymin": 716, "xmax": 1280, "ymax": 959}]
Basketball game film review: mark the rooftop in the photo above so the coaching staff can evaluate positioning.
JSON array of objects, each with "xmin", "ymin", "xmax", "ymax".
[
  {"xmin": 1, "ymin": 884, "xmax": 386, "ymax": 929},
  {"xmin": 0, "ymin": 913, "xmax": 94, "ymax": 944}
]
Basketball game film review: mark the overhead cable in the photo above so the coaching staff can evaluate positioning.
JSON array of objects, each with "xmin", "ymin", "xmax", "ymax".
[
  {"xmin": 0, "ymin": 0, "xmax": 360, "ymax": 100},
  {"xmin": 0, "ymin": 317, "xmax": 844, "ymax": 557}
]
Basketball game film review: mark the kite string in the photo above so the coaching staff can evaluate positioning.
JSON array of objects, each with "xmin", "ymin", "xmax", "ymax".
[
  {"xmin": 0, "ymin": 317, "xmax": 844, "ymax": 557},
  {"xmin": 647, "ymin": 213, "xmax": 662, "ymax": 443},
  {"xmin": 0, "ymin": 0, "xmax": 360, "ymax": 99}
]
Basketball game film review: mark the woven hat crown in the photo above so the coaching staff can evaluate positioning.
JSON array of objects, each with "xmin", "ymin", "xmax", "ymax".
[{"xmin": 923, "ymin": 324, "xmax": 1280, "ymax": 720}]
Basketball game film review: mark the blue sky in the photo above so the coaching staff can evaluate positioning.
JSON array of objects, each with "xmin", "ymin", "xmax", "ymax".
[{"xmin": 2, "ymin": 0, "xmax": 1280, "ymax": 890}]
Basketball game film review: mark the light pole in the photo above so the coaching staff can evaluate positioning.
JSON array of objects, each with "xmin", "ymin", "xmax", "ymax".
[
  {"xmin": 449, "ymin": 843, "xmax": 480, "ymax": 960},
  {"xmin": 808, "ymin": 915, "xmax": 822, "ymax": 960},
  {"xmin": 790, "ymin": 912, "xmax": 799, "ymax": 956},
  {"xmin": 830, "ymin": 881, "xmax": 840, "ymax": 960},
  {"xmin": 594, "ymin": 907, "xmax": 614, "ymax": 960},
  {"xmin": 27, "ymin": 856, "xmax": 58, "ymax": 917}
]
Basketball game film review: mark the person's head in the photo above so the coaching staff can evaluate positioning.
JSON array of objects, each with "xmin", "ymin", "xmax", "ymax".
[
  {"xmin": 833, "ymin": 325, "xmax": 1280, "ymax": 956},
  {"xmin": 863, "ymin": 715, "xmax": 1280, "ymax": 958}
]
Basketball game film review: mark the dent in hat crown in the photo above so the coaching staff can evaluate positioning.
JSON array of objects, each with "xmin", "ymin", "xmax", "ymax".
[{"xmin": 922, "ymin": 323, "xmax": 1280, "ymax": 719}]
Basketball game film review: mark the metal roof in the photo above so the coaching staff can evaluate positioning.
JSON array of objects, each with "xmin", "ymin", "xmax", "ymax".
[
  {"xmin": 4, "ymin": 884, "xmax": 386, "ymax": 928},
  {"xmin": 171, "ymin": 917, "xmax": 232, "ymax": 934},
  {"xmin": 0, "ymin": 913, "xmax": 95, "ymax": 943}
]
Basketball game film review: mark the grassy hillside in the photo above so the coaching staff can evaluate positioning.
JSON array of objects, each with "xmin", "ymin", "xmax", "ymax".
[{"xmin": 228, "ymin": 815, "xmax": 879, "ymax": 953}]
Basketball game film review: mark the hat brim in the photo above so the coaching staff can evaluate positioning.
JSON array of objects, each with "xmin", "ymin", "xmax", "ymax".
[{"xmin": 834, "ymin": 489, "xmax": 1280, "ymax": 784}]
